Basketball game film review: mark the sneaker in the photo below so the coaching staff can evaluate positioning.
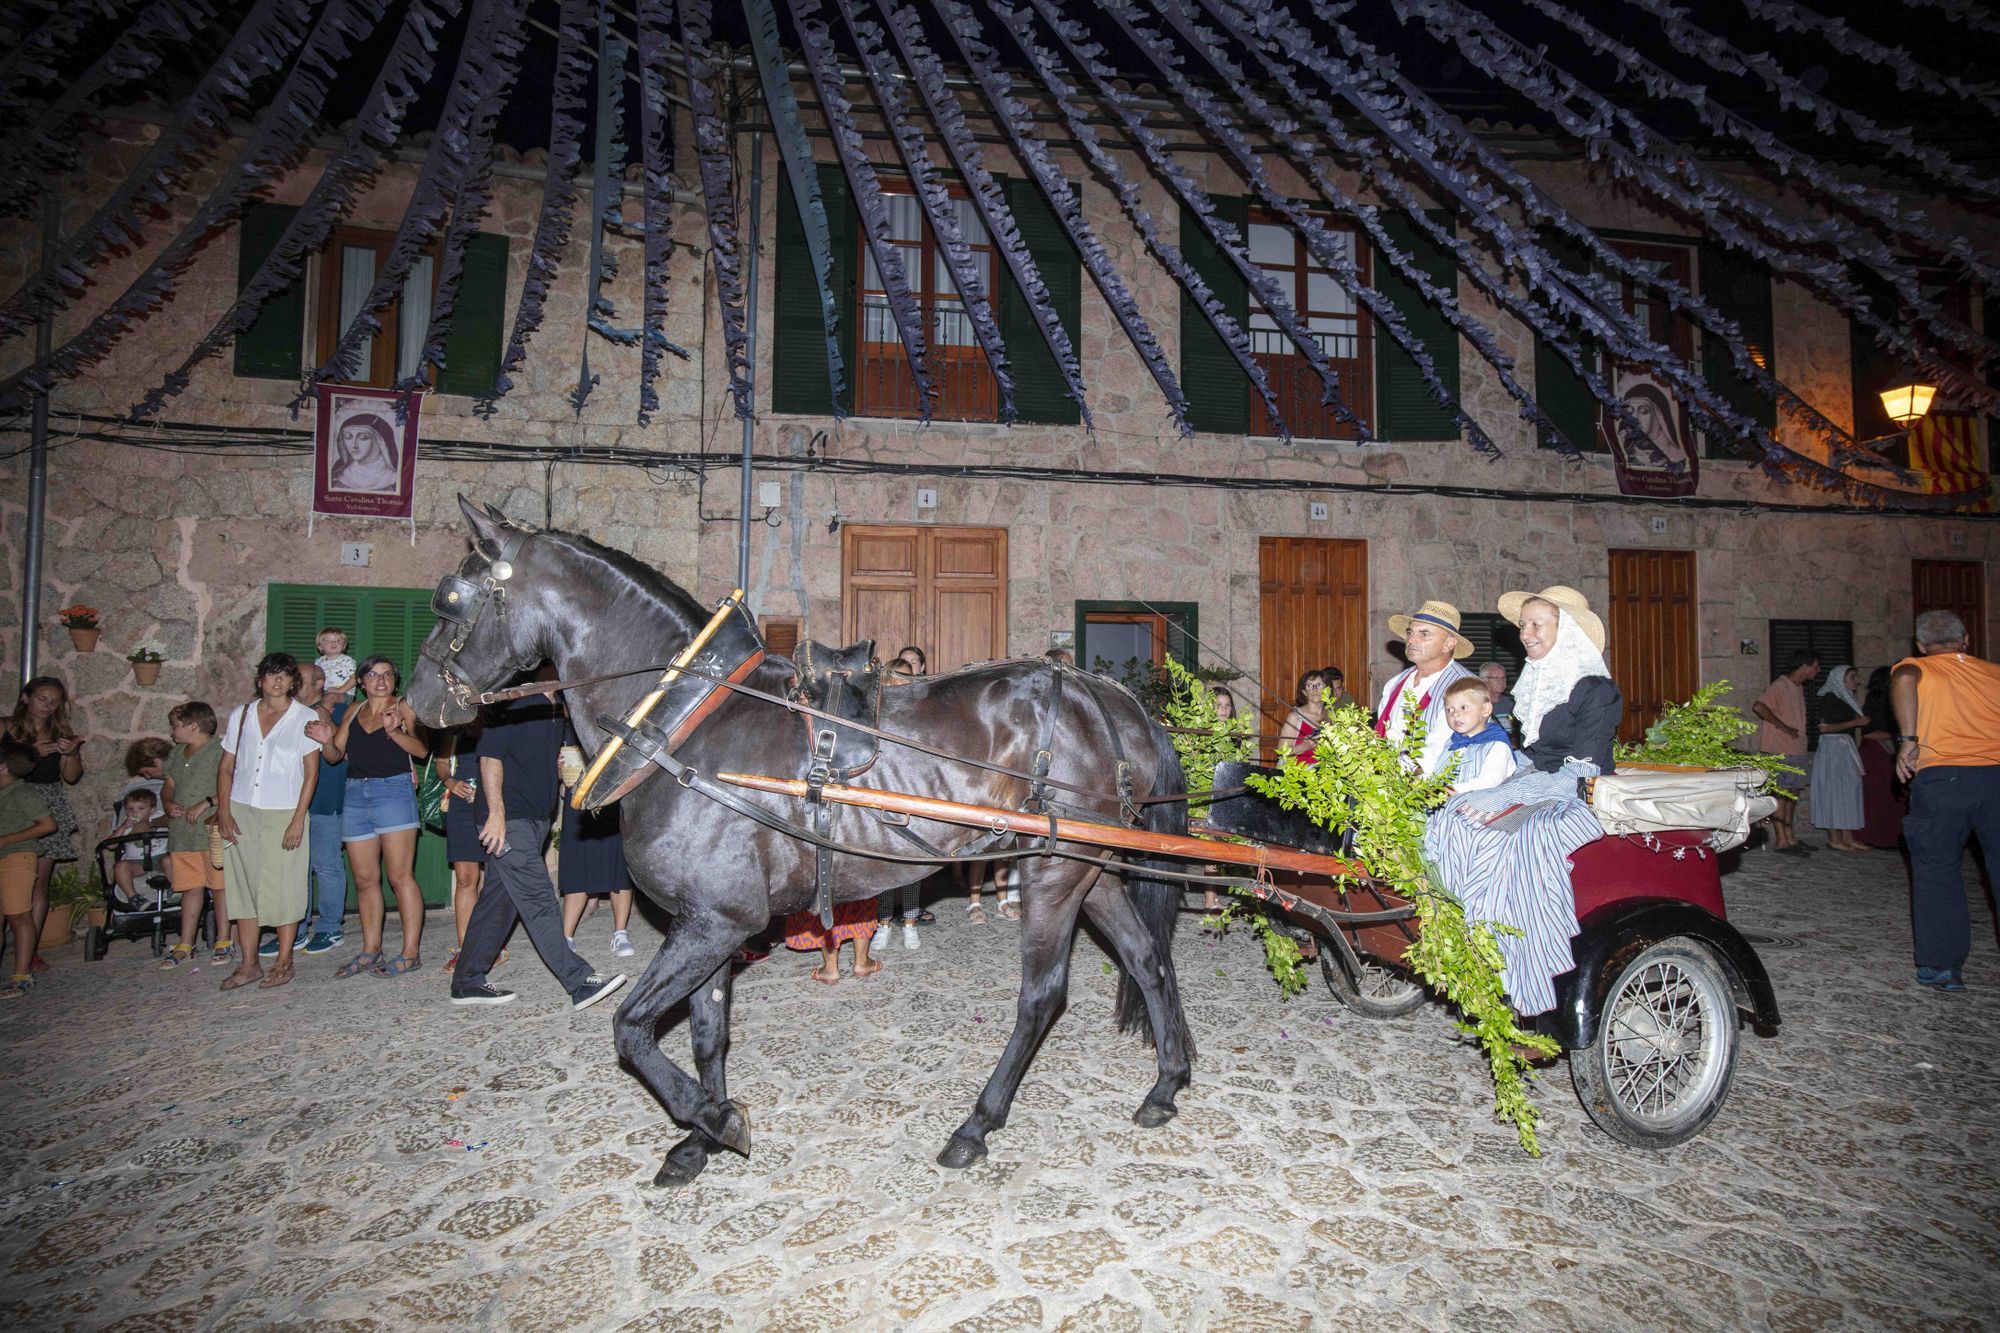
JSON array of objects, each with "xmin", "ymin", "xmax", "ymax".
[
  {"xmin": 258, "ymin": 935, "xmax": 281, "ymax": 958},
  {"xmin": 450, "ymin": 983, "xmax": 518, "ymax": 1006},
  {"xmin": 0, "ymin": 975, "xmax": 30, "ymax": 1000},
  {"xmin": 870, "ymin": 921, "xmax": 890, "ymax": 952},
  {"xmin": 302, "ymin": 932, "xmax": 339, "ymax": 956},
  {"xmin": 611, "ymin": 930, "xmax": 635, "ymax": 958},
  {"xmin": 571, "ymin": 973, "xmax": 627, "ymax": 1011},
  {"xmin": 159, "ymin": 943, "xmax": 194, "ymax": 971},
  {"xmin": 1916, "ymin": 966, "xmax": 1967, "ymax": 991},
  {"xmin": 901, "ymin": 921, "xmax": 921, "ymax": 952}
]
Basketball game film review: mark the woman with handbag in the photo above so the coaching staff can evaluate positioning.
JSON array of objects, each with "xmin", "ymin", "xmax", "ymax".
[{"xmin": 305, "ymin": 656, "xmax": 429, "ymax": 977}]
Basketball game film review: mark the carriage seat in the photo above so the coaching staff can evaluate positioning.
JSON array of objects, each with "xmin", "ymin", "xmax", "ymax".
[{"xmin": 787, "ymin": 639, "xmax": 884, "ymax": 779}]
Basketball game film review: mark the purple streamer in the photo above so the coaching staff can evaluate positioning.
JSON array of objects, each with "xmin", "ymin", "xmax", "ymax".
[
  {"xmin": 999, "ymin": 0, "xmax": 1290, "ymax": 440},
  {"xmin": 129, "ymin": 0, "xmax": 463, "ymax": 422},
  {"xmin": 878, "ymin": 0, "xmax": 1090, "ymax": 427},
  {"xmin": 1735, "ymin": 0, "xmax": 2000, "ymax": 117},
  {"xmin": 933, "ymin": 0, "xmax": 1189, "ymax": 435},
  {"xmin": 682, "ymin": 0, "xmax": 752, "ymax": 420},
  {"xmin": 793, "ymin": 0, "xmax": 935, "ymax": 419},
  {"xmin": 834, "ymin": 0, "xmax": 1016, "ymax": 421},
  {"xmin": 0, "ymin": 0, "xmax": 313, "ymax": 343},
  {"xmin": 633, "ymin": 0, "xmax": 681, "ymax": 424},
  {"xmin": 0, "ymin": 0, "xmax": 395, "ymax": 414},
  {"xmin": 570, "ymin": 7, "xmax": 628, "ymax": 415}
]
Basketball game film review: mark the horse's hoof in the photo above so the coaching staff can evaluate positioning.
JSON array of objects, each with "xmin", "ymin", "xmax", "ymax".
[
  {"xmin": 937, "ymin": 1133, "xmax": 987, "ymax": 1170},
  {"xmin": 1132, "ymin": 1099, "xmax": 1178, "ymax": 1129},
  {"xmin": 702, "ymin": 1100, "xmax": 752, "ymax": 1157},
  {"xmin": 651, "ymin": 1134, "xmax": 710, "ymax": 1189}
]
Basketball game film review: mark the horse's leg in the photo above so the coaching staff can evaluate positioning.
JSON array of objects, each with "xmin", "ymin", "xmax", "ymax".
[
  {"xmin": 938, "ymin": 864, "xmax": 1100, "ymax": 1170},
  {"xmin": 1080, "ymin": 878, "xmax": 1193, "ymax": 1129},
  {"xmin": 652, "ymin": 956, "xmax": 736, "ymax": 1188},
  {"xmin": 612, "ymin": 922, "xmax": 752, "ymax": 1169}
]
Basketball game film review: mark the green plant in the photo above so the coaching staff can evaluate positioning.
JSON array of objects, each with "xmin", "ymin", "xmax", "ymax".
[
  {"xmin": 1091, "ymin": 653, "xmax": 1239, "ymax": 721},
  {"xmin": 1614, "ymin": 680, "xmax": 1804, "ymax": 797},
  {"xmin": 126, "ymin": 642, "xmax": 166, "ymax": 664},
  {"xmin": 48, "ymin": 864, "xmax": 97, "ymax": 912},
  {"xmin": 56, "ymin": 603, "xmax": 99, "ymax": 630},
  {"xmin": 1245, "ymin": 700, "xmax": 1560, "ymax": 1154}
]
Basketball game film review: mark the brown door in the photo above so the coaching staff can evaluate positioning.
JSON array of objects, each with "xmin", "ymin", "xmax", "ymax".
[
  {"xmin": 1607, "ymin": 548, "xmax": 1699, "ymax": 743},
  {"xmin": 1259, "ymin": 537, "xmax": 1369, "ymax": 755},
  {"xmin": 842, "ymin": 525, "xmax": 1007, "ymax": 672},
  {"xmin": 1912, "ymin": 558, "xmax": 1987, "ymax": 657}
]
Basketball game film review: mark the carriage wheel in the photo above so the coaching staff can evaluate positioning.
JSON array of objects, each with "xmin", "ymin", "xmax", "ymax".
[
  {"xmin": 1317, "ymin": 934, "xmax": 1427, "ymax": 1018},
  {"xmin": 1570, "ymin": 938, "xmax": 1740, "ymax": 1149}
]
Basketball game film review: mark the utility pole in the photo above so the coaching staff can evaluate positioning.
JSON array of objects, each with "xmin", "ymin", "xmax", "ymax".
[
  {"xmin": 19, "ymin": 188, "xmax": 57, "ymax": 686},
  {"xmin": 736, "ymin": 129, "xmax": 763, "ymax": 597}
]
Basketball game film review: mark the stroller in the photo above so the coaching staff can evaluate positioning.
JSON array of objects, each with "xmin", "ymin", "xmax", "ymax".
[{"xmin": 87, "ymin": 829, "xmax": 214, "ymax": 961}]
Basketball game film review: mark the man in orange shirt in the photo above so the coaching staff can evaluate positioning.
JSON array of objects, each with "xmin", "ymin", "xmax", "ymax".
[{"xmin": 1891, "ymin": 610, "xmax": 2000, "ymax": 991}]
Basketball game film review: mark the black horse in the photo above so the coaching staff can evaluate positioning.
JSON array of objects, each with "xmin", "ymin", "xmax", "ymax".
[{"xmin": 406, "ymin": 499, "xmax": 1194, "ymax": 1185}]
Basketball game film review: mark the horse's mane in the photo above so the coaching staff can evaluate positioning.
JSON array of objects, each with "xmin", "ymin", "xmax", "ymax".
[{"xmin": 537, "ymin": 527, "xmax": 705, "ymax": 628}]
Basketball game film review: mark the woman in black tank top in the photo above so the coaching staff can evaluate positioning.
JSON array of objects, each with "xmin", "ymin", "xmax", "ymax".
[{"xmin": 305, "ymin": 656, "xmax": 430, "ymax": 976}]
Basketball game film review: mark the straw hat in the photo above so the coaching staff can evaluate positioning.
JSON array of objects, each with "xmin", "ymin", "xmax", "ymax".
[
  {"xmin": 1386, "ymin": 600, "xmax": 1475, "ymax": 660},
  {"xmin": 1498, "ymin": 585, "xmax": 1607, "ymax": 654}
]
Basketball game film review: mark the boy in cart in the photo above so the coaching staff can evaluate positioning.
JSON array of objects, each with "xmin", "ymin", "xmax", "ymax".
[{"xmin": 1434, "ymin": 676, "xmax": 1518, "ymax": 794}]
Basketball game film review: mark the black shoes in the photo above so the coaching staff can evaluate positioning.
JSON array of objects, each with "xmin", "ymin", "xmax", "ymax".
[{"xmin": 450, "ymin": 983, "xmax": 518, "ymax": 1006}]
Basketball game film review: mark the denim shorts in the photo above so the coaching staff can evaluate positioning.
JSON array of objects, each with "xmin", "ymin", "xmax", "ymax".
[{"xmin": 342, "ymin": 775, "xmax": 421, "ymax": 842}]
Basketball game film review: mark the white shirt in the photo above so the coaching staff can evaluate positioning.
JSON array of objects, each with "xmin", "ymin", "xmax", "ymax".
[
  {"xmin": 1434, "ymin": 738, "xmax": 1516, "ymax": 791},
  {"xmin": 1376, "ymin": 661, "xmax": 1475, "ymax": 776},
  {"xmin": 221, "ymin": 700, "xmax": 320, "ymax": 811}
]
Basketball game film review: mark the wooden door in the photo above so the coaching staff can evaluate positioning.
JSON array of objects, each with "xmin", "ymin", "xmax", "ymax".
[
  {"xmin": 842, "ymin": 525, "xmax": 1007, "ymax": 672},
  {"xmin": 1258, "ymin": 537, "xmax": 1369, "ymax": 752},
  {"xmin": 1607, "ymin": 549, "xmax": 1699, "ymax": 743},
  {"xmin": 1912, "ymin": 558, "xmax": 1987, "ymax": 657}
]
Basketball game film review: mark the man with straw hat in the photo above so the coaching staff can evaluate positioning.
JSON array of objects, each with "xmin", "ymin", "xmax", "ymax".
[{"xmin": 1377, "ymin": 600, "xmax": 1477, "ymax": 776}]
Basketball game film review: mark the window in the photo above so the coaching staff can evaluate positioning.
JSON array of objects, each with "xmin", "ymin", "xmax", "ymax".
[
  {"xmin": 857, "ymin": 187, "xmax": 1000, "ymax": 421},
  {"xmin": 1243, "ymin": 213, "xmax": 1372, "ymax": 439},
  {"xmin": 1076, "ymin": 600, "xmax": 1197, "ymax": 700},
  {"xmin": 1570, "ymin": 239, "xmax": 1694, "ymax": 456},
  {"xmin": 1457, "ymin": 612, "xmax": 1526, "ymax": 681},
  {"xmin": 316, "ymin": 226, "xmax": 441, "ymax": 389},
  {"xmin": 1852, "ymin": 269, "xmax": 1975, "ymax": 452},
  {"xmin": 1768, "ymin": 619, "xmax": 1854, "ymax": 752}
]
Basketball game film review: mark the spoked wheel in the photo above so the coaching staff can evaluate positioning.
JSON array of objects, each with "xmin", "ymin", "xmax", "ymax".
[
  {"xmin": 1317, "ymin": 932, "xmax": 1427, "ymax": 1018},
  {"xmin": 1571, "ymin": 938, "xmax": 1740, "ymax": 1149}
]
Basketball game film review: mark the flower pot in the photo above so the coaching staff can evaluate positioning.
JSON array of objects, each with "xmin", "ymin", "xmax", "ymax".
[
  {"xmin": 68, "ymin": 627, "xmax": 99, "ymax": 653},
  {"xmin": 131, "ymin": 660, "xmax": 162, "ymax": 686},
  {"xmin": 39, "ymin": 903, "xmax": 74, "ymax": 950}
]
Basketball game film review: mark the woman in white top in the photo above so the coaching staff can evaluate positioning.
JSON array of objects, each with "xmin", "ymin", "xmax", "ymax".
[{"xmin": 215, "ymin": 653, "xmax": 321, "ymax": 991}]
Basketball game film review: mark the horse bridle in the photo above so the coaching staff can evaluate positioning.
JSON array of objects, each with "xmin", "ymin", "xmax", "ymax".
[{"xmin": 421, "ymin": 528, "xmax": 532, "ymax": 714}]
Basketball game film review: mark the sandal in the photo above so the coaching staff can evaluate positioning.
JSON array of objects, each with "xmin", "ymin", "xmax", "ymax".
[
  {"xmin": 220, "ymin": 968, "xmax": 263, "ymax": 991},
  {"xmin": 442, "ymin": 947, "xmax": 459, "ymax": 974},
  {"xmin": 335, "ymin": 950, "xmax": 383, "ymax": 978},
  {"xmin": 209, "ymin": 942, "xmax": 236, "ymax": 966},
  {"xmin": 257, "ymin": 964, "xmax": 294, "ymax": 990},
  {"xmin": 966, "ymin": 903, "xmax": 988, "ymax": 926},
  {"xmin": 372, "ymin": 953, "xmax": 421, "ymax": 977},
  {"xmin": 998, "ymin": 900, "xmax": 1022, "ymax": 921},
  {"xmin": 158, "ymin": 943, "xmax": 194, "ymax": 972}
]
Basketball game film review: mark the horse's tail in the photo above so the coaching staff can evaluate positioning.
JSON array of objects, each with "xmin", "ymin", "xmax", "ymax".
[{"xmin": 1114, "ymin": 722, "xmax": 1190, "ymax": 1056}]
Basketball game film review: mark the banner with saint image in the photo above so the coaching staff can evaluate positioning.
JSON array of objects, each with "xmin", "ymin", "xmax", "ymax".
[
  {"xmin": 1601, "ymin": 366, "xmax": 1699, "ymax": 499},
  {"xmin": 313, "ymin": 384, "xmax": 420, "ymax": 520}
]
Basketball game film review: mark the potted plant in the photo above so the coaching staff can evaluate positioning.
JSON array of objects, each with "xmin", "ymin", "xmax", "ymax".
[
  {"xmin": 58, "ymin": 604, "xmax": 100, "ymax": 653},
  {"xmin": 127, "ymin": 642, "xmax": 166, "ymax": 686},
  {"xmin": 42, "ymin": 863, "xmax": 97, "ymax": 950}
]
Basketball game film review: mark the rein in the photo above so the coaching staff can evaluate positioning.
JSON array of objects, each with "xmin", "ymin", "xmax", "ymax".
[{"xmin": 475, "ymin": 660, "xmax": 1236, "ymax": 810}]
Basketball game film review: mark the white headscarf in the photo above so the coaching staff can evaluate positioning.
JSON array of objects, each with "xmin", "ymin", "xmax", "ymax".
[
  {"xmin": 1512, "ymin": 607, "xmax": 1612, "ymax": 746},
  {"xmin": 1818, "ymin": 664, "xmax": 1864, "ymax": 716}
]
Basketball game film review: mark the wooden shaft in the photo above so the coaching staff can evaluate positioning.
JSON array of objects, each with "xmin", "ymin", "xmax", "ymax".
[
  {"xmin": 714, "ymin": 769, "xmax": 1370, "ymax": 879},
  {"xmin": 572, "ymin": 588, "xmax": 746, "ymax": 810}
]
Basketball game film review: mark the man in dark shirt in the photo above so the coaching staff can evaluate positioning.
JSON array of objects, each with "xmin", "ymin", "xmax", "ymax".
[{"xmin": 449, "ymin": 697, "xmax": 625, "ymax": 1009}]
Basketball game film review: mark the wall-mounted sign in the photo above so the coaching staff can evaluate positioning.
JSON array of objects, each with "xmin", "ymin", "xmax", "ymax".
[{"xmin": 313, "ymin": 384, "xmax": 420, "ymax": 521}]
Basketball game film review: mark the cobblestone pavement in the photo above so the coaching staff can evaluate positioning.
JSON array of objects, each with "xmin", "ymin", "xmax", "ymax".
[{"xmin": 3, "ymin": 839, "xmax": 1996, "ymax": 1331}]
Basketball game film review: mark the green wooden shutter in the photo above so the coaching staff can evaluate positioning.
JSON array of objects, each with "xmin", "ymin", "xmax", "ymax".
[
  {"xmin": 1848, "ymin": 271, "xmax": 1904, "ymax": 447},
  {"xmin": 434, "ymin": 231, "xmax": 510, "ymax": 397},
  {"xmin": 1000, "ymin": 176, "xmax": 1083, "ymax": 426},
  {"xmin": 1698, "ymin": 243, "xmax": 1776, "ymax": 457},
  {"xmin": 1179, "ymin": 196, "xmax": 1250, "ymax": 436},
  {"xmin": 267, "ymin": 585, "xmax": 432, "ymax": 669},
  {"xmin": 1532, "ymin": 228, "xmax": 1601, "ymax": 452},
  {"xmin": 1373, "ymin": 210, "xmax": 1459, "ymax": 441},
  {"xmin": 770, "ymin": 162, "xmax": 855, "ymax": 416},
  {"xmin": 233, "ymin": 203, "xmax": 306, "ymax": 380}
]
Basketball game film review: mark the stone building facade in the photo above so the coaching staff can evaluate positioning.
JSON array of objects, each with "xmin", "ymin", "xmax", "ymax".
[{"xmin": 2, "ymin": 91, "xmax": 1995, "ymax": 828}]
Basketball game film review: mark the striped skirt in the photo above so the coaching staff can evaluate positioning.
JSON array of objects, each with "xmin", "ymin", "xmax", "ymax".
[
  {"xmin": 1423, "ymin": 795, "xmax": 1605, "ymax": 1016},
  {"xmin": 1810, "ymin": 734, "xmax": 1866, "ymax": 831}
]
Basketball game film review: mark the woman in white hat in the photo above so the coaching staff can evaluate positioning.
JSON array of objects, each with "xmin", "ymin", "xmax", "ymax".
[{"xmin": 1496, "ymin": 586, "xmax": 1624, "ymax": 774}]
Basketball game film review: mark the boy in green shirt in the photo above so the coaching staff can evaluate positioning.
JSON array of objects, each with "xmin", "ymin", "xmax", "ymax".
[{"xmin": 0, "ymin": 742, "xmax": 58, "ymax": 999}]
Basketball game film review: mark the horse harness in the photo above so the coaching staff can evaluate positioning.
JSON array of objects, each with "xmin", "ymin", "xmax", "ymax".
[
  {"xmin": 422, "ymin": 528, "xmax": 533, "ymax": 715},
  {"xmin": 790, "ymin": 640, "xmax": 884, "ymax": 927}
]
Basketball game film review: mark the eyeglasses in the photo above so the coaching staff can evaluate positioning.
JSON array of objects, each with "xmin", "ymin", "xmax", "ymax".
[{"xmin": 362, "ymin": 668, "xmax": 396, "ymax": 681}]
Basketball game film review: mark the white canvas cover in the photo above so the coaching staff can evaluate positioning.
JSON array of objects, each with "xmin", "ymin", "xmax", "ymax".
[{"xmin": 1590, "ymin": 767, "xmax": 1778, "ymax": 852}]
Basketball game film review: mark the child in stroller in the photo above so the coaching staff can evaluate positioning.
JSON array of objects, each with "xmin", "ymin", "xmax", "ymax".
[{"xmin": 107, "ymin": 788, "xmax": 171, "ymax": 910}]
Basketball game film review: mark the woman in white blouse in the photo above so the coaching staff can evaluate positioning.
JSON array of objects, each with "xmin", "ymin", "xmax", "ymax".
[{"xmin": 215, "ymin": 653, "xmax": 321, "ymax": 991}]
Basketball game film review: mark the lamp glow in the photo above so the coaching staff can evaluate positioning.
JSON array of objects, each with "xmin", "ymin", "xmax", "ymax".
[{"xmin": 1879, "ymin": 384, "xmax": 1937, "ymax": 427}]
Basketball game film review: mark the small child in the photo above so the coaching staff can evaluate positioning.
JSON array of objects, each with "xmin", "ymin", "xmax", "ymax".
[
  {"xmin": 315, "ymin": 627, "xmax": 357, "ymax": 701},
  {"xmin": 108, "ymin": 788, "xmax": 171, "ymax": 909},
  {"xmin": 159, "ymin": 701, "xmax": 230, "ymax": 970},
  {"xmin": 0, "ymin": 742, "xmax": 58, "ymax": 999},
  {"xmin": 1435, "ymin": 676, "xmax": 1517, "ymax": 794}
]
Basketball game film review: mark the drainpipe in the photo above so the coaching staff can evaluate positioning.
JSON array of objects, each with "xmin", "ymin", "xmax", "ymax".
[
  {"xmin": 736, "ymin": 128, "xmax": 763, "ymax": 597},
  {"xmin": 19, "ymin": 188, "xmax": 57, "ymax": 686}
]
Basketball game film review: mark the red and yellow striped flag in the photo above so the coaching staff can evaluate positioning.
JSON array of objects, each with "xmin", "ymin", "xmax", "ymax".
[{"xmin": 1909, "ymin": 412, "xmax": 1995, "ymax": 513}]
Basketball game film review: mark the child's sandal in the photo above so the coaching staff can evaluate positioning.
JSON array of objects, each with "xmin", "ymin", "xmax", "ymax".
[{"xmin": 966, "ymin": 903, "xmax": 988, "ymax": 926}]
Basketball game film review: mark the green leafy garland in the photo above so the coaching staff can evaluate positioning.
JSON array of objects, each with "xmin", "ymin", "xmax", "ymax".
[
  {"xmin": 1614, "ymin": 680, "xmax": 1804, "ymax": 797},
  {"xmin": 1242, "ymin": 701, "xmax": 1559, "ymax": 1154}
]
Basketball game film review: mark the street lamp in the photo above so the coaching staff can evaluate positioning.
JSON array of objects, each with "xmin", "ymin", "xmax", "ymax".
[{"xmin": 1879, "ymin": 383, "xmax": 1937, "ymax": 428}]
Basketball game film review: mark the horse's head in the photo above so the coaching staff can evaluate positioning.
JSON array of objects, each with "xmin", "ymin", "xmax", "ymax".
[{"xmin": 407, "ymin": 496, "xmax": 544, "ymax": 729}]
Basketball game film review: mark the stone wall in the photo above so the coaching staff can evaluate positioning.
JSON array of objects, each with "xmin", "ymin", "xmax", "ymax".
[{"xmin": 2, "ymin": 104, "xmax": 1995, "ymax": 833}]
